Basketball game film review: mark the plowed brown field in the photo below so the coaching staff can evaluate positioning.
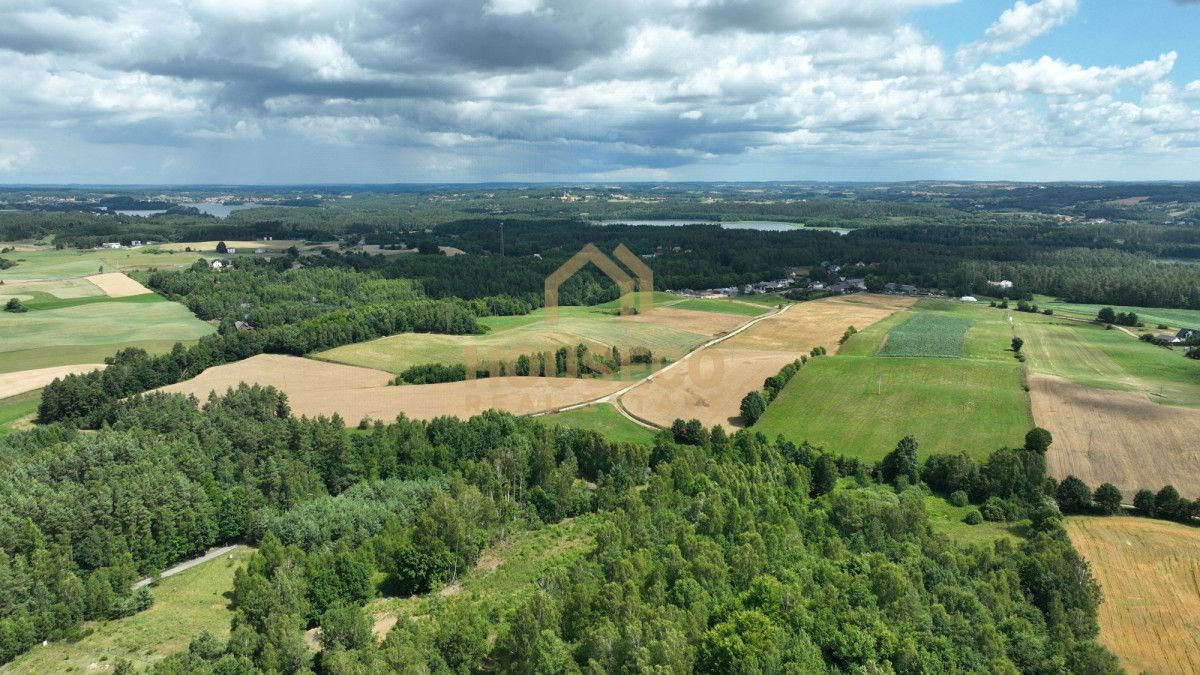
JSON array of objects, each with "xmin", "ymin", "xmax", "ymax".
[{"xmin": 1031, "ymin": 374, "xmax": 1200, "ymax": 497}]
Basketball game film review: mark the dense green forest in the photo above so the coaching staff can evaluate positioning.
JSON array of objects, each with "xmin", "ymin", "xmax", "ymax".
[{"xmin": 2, "ymin": 381, "xmax": 1121, "ymax": 673}]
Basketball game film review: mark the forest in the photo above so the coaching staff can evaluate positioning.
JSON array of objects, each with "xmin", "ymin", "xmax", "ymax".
[{"xmin": 1, "ymin": 380, "xmax": 1122, "ymax": 673}]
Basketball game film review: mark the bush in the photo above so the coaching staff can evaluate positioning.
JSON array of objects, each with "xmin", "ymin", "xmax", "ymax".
[
  {"xmin": 949, "ymin": 490, "xmax": 969, "ymax": 507},
  {"xmin": 3, "ymin": 298, "xmax": 26, "ymax": 313},
  {"xmin": 963, "ymin": 509, "xmax": 983, "ymax": 525},
  {"xmin": 981, "ymin": 496, "xmax": 1009, "ymax": 522},
  {"xmin": 739, "ymin": 391, "xmax": 767, "ymax": 425}
]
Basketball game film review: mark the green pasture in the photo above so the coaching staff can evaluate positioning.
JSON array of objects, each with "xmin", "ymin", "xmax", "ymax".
[
  {"xmin": 1034, "ymin": 297, "xmax": 1200, "ymax": 329},
  {"xmin": 0, "ymin": 247, "xmax": 209, "ymax": 281},
  {"xmin": 0, "ymin": 301, "xmax": 213, "ymax": 370},
  {"xmin": 0, "ymin": 390, "xmax": 40, "ymax": 436},
  {"xmin": 671, "ymin": 297, "xmax": 771, "ymax": 316},
  {"xmin": 4, "ymin": 546, "xmax": 255, "ymax": 674},
  {"xmin": 752, "ymin": 356, "xmax": 1031, "ymax": 462},
  {"xmin": 537, "ymin": 403, "xmax": 658, "ymax": 445}
]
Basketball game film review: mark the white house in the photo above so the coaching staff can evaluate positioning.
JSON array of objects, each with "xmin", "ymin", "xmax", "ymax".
[
  {"xmin": 987, "ymin": 280, "xmax": 1014, "ymax": 289},
  {"xmin": 211, "ymin": 260, "xmax": 224, "ymax": 269}
]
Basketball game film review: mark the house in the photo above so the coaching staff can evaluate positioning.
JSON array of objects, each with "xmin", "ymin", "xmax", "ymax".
[
  {"xmin": 987, "ymin": 280, "xmax": 1014, "ymax": 290},
  {"xmin": 234, "ymin": 321, "xmax": 254, "ymax": 332},
  {"xmin": 845, "ymin": 278, "xmax": 867, "ymax": 290},
  {"xmin": 211, "ymin": 260, "xmax": 224, "ymax": 269},
  {"xmin": 960, "ymin": 296, "xmax": 978, "ymax": 302},
  {"xmin": 1175, "ymin": 328, "xmax": 1199, "ymax": 343},
  {"xmin": 884, "ymin": 282, "xmax": 897, "ymax": 292},
  {"xmin": 130, "ymin": 240, "xmax": 143, "ymax": 247},
  {"xmin": 900, "ymin": 284, "xmax": 918, "ymax": 294},
  {"xmin": 101, "ymin": 242, "xmax": 121, "ymax": 249},
  {"xmin": 226, "ymin": 248, "xmax": 237, "ymax": 254}
]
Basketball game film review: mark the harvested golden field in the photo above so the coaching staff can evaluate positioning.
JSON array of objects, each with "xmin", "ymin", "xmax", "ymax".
[
  {"xmin": 0, "ymin": 364, "xmax": 107, "ymax": 399},
  {"xmin": 1066, "ymin": 516, "xmax": 1200, "ymax": 675},
  {"xmin": 621, "ymin": 294, "xmax": 914, "ymax": 429},
  {"xmin": 85, "ymin": 272, "xmax": 152, "ymax": 298},
  {"xmin": 158, "ymin": 354, "xmax": 624, "ymax": 422},
  {"xmin": 1031, "ymin": 374, "xmax": 1200, "ymax": 498}
]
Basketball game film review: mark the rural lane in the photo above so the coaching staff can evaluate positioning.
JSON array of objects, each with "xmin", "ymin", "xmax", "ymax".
[
  {"xmin": 133, "ymin": 544, "xmax": 239, "ymax": 590},
  {"xmin": 530, "ymin": 302, "xmax": 795, "ymax": 429}
]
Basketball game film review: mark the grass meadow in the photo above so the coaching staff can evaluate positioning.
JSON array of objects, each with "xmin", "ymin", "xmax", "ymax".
[
  {"xmin": 752, "ymin": 355, "xmax": 1031, "ymax": 462},
  {"xmin": 537, "ymin": 403, "xmax": 658, "ymax": 445},
  {"xmin": 4, "ymin": 546, "xmax": 255, "ymax": 674}
]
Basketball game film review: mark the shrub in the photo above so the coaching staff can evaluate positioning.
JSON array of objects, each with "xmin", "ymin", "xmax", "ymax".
[
  {"xmin": 981, "ymin": 496, "xmax": 1008, "ymax": 522},
  {"xmin": 949, "ymin": 490, "xmax": 969, "ymax": 508},
  {"xmin": 963, "ymin": 509, "xmax": 983, "ymax": 525}
]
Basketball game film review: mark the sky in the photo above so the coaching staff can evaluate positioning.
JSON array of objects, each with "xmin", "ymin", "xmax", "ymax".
[{"xmin": 0, "ymin": 0, "xmax": 1198, "ymax": 184}]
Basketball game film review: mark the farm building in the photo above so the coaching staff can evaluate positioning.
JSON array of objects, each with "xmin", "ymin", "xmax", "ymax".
[
  {"xmin": 1175, "ymin": 328, "xmax": 1199, "ymax": 343},
  {"xmin": 987, "ymin": 279, "xmax": 1014, "ymax": 289},
  {"xmin": 211, "ymin": 260, "xmax": 224, "ymax": 269}
]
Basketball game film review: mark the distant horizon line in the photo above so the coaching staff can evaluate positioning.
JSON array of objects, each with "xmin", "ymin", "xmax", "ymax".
[{"xmin": 3, "ymin": 179, "xmax": 1200, "ymax": 189}]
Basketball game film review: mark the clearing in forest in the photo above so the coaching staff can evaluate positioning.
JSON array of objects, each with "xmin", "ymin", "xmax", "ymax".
[
  {"xmin": 1066, "ymin": 516, "xmax": 1200, "ymax": 675},
  {"xmin": 1031, "ymin": 374, "xmax": 1200, "ymax": 498},
  {"xmin": 620, "ymin": 294, "xmax": 914, "ymax": 429},
  {"xmin": 158, "ymin": 354, "xmax": 626, "ymax": 422},
  {"xmin": 86, "ymin": 271, "xmax": 153, "ymax": 297},
  {"xmin": 3, "ymin": 546, "xmax": 255, "ymax": 674}
]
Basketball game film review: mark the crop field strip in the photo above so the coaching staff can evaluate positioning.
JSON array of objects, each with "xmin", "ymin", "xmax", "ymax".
[
  {"xmin": 1066, "ymin": 517, "xmax": 1200, "ymax": 675},
  {"xmin": 877, "ymin": 312, "xmax": 973, "ymax": 357}
]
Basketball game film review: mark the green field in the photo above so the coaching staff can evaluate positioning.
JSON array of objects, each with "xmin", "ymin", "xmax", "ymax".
[
  {"xmin": 878, "ymin": 313, "xmax": 973, "ymax": 357},
  {"xmin": 0, "ymin": 390, "xmax": 39, "ymax": 436},
  {"xmin": 4, "ymin": 547, "xmax": 255, "ymax": 674},
  {"xmin": 315, "ymin": 306, "xmax": 719, "ymax": 375},
  {"xmin": 537, "ymin": 403, "xmax": 658, "ymax": 444},
  {"xmin": 0, "ymin": 247, "xmax": 210, "ymax": 281},
  {"xmin": 1035, "ymin": 298, "xmax": 1200, "ymax": 329},
  {"xmin": 0, "ymin": 298, "xmax": 213, "ymax": 355},
  {"xmin": 753, "ymin": 356, "xmax": 1031, "ymax": 461},
  {"xmin": 671, "ymin": 297, "xmax": 771, "ymax": 316}
]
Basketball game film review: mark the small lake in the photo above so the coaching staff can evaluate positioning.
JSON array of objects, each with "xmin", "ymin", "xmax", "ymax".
[{"xmin": 595, "ymin": 219, "xmax": 851, "ymax": 234}]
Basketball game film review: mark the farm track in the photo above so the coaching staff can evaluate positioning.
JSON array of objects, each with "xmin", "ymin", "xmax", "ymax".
[{"xmin": 531, "ymin": 303, "xmax": 792, "ymax": 428}]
